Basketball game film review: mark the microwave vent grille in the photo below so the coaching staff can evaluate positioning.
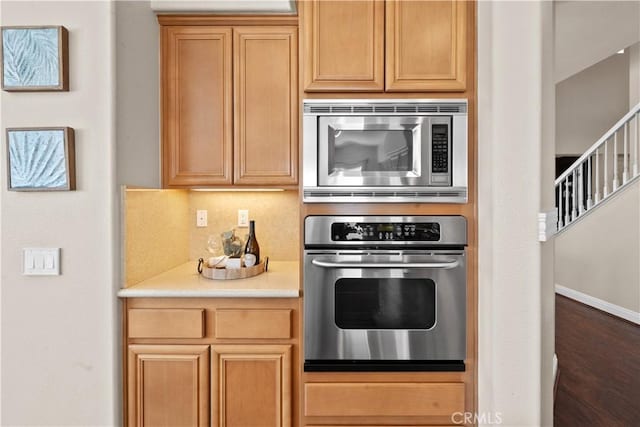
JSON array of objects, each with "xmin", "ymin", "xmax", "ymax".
[
  {"xmin": 418, "ymin": 105, "xmax": 438, "ymax": 113},
  {"xmin": 374, "ymin": 106, "xmax": 395, "ymax": 113},
  {"xmin": 304, "ymin": 102, "xmax": 467, "ymax": 114},
  {"xmin": 304, "ymin": 189, "xmax": 467, "ymax": 202},
  {"xmin": 439, "ymin": 105, "xmax": 463, "ymax": 113},
  {"xmin": 395, "ymin": 106, "xmax": 418, "ymax": 113},
  {"xmin": 330, "ymin": 106, "xmax": 352, "ymax": 113},
  {"xmin": 353, "ymin": 106, "xmax": 374, "ymax": 113},
  {"xmin": 309, "ymin": 106, "xmax": 331, "ymax": 113}
]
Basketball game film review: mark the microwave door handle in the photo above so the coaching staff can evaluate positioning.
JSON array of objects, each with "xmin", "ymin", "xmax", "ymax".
[{"xmin": 311, "ymin": 259, "xmax": 460, "ymax": 269}]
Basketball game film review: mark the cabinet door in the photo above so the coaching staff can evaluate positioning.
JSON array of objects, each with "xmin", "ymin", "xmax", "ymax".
[
  {"xmin": 385, "ymin": 0, "xmax": 467, "ymax": 92},
  {"xmin": 233, "ymin": 27, "xmax": 298, "ymax": 185},
  {"xmin": 127, "ymin": 345, "xmax": 209, "ymax": 427},
  {"xmin": 212, "ymin": 344, "xmax": 292, "ymax": 427},
  {"xmin": 302, "ymin": 0, "xmax": 384, "ymax": 91},
  {"xmin": 162, "ymin": 26, "xmax": 233, "ymax": 187}
]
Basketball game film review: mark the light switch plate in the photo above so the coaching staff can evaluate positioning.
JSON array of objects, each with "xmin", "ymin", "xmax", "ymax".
[
  {"xmin": 23, "ymin": 248, "xmax": 61, "ymax": 275},
  {"xmin": 538, "ymin": 210, "xmax": 559, "ymax": 242}
]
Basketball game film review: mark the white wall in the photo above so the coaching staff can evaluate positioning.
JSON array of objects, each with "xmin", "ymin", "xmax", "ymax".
[
  {"xmin": 0, "ymin": 1, "xmax": 117, "ymax": 425},
  {"xmin": 556, "ymin": 184, "xmax": 640, "ymax": 313},
  {"xmin": 150, "ymin": 0, "xmax": 296, "ymax": 13},
  {"xmin": 630, "ymin": 42, "xmax": 640, "ymax": 108},
  {"xmin": 116, "ymin": 0, "xmax": 160, "ymax": 188},
  {"xmin": 555, "ymin": 0, "xmax": 640, "ymax": 83},
  {"xmin": 478, "ymin": 1, "xmax": 555, "ymax": 425},
  {"xmin": 556, "ymin": 52, "xmax": 630, "ymax": 156}
]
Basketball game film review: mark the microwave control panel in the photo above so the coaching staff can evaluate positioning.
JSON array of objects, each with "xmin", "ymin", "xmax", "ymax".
[
  {"xmin": 331, "ymin": 222, "xmax": 441, "ymax": 242},
  {"xmin": 431, "ymin": 124, "xmax": 450, "ymax": 174}
]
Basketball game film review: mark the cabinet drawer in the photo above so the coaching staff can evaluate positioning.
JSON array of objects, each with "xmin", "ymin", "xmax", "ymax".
[
  {"xmin": 215, "ymin": 309, "xmax": 291, "ymax": 339},
  {"xmin": 304, "ymin": 382, "xmax": 464, "ymax": 417},
  {"xmin": 128, "ymin": 308, "xmax": 205, "ymax": 338}
]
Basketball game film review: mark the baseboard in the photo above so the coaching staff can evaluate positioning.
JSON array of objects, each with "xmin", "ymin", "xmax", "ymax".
[{"xmin": 555, "ymin": 284, "xmax": 640, "ymax": 325}]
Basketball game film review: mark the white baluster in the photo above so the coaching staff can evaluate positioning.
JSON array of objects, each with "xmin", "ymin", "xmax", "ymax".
[
  {"xmin": 613, "ymin": 132, "xmax": 619, "ymax": 191},
  {"xmin": 604, "ymin": 140, "xmax": 609, "ymax": 197},
  {"xmin": 595, "ymin": 148, "xmax": 600, "ymax": 203},
  {"xmin": 633, "ymin": 114, "xmax": 640, "ymax": 178},
  {"xmin": 557, "ymin": 183, "xmax": 563, "ymax": 229},
  {"xmin": 564, "ymin": 177, "xmax": 570, "ymax": 225},
  {"xmin": 571, "ymin": 169, "xmax": 578, "ymax": 221},
  {"xmin": 578, "ymin": 163, "xmax": 584, "ymax": 215},
  {"xmin": 586, "ymin": 155, "xmax": 593, "ymax": 209},
  {"xmin": 623, "ymin": 122, "xmax": 629, "ymax": 183}
]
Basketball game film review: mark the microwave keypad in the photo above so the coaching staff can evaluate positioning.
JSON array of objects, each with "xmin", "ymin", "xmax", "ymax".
[{"xmin": 431, "ymin": 124, "xmax": 449, "ymax": 174}]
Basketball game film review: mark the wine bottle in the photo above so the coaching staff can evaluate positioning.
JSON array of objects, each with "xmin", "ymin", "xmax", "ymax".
[{"xmin": 244, "ymin": 220, "xmax": 260, "ymax": 266}]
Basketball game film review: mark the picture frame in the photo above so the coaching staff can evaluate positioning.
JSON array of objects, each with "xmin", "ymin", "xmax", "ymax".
[
  {"xmin": 6, "ymin": 127, "xmax": 76, "ymax": 191},
  {"xmin": 1, "ymin": 26, "xmax": 69, "ymax": 91}
]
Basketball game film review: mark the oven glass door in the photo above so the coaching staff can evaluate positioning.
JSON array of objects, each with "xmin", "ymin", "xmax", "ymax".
[
  {"xmin": 335, "ymin": 277, "xmax": 436, "ymax": 329},
  {"xmin": 304, "ymin": 250, "xmax": 466, "ymax": 362},
  {"xmin": 317, "ymin": 116, "xmax": 450, "ymax": 187}
]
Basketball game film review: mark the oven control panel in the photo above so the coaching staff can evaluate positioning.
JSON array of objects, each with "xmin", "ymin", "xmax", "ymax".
[{"xmin": 331, "ymin": 222, "xmax": 441, "ymax": 242}]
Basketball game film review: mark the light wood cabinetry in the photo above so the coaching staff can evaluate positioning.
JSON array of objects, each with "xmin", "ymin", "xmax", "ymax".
[
  {"xmin": 127, "ymin": 345, "xmax": 210, "ymax": 426},
  {"xmin": 302, "ymin": 0, "xmax": 384, "ymax": 91},
  {"xmin": 385, "ymin": 0, "xmax": 467, "ymax": 91},
  {"xmin": 304, "ymin": 382, "xmax": 464, "ymax": 418},
  {"xmin": 160, "ymin": 18, "xmax": 298, "ymax": 188},
  {"xmin": 212, "ymin": 344, "xmax": 292, "ymax": 427},
  {"xmin": 123, "ymin": 298, "xmax": 299, "ymax": 427},
  {"xmin": 302, "ymin": 0, "xmax": 468, "ymax": 93},
  {"xmin": 162, "ymin": 26, "xmax": 233, "ymax": 186},
  {"xmin": 233, "ymin": 27, "xmax": 298, "ymax": 185}
]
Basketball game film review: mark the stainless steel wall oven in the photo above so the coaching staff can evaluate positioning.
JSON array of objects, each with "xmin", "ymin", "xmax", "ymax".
[
  {"xmin": 304, "ymin": 215, "xmax": 467, "ymax": 372},
  {"xmin": 303, "ymin": 100, "xmax": 468, "ymax": 203}
]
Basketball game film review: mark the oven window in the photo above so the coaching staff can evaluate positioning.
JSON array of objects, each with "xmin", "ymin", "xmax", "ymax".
[
  {"xmin": 328, "ymin": 129, "xmax": 414, "ymax": 173},
  {"xmin": 334, "ymin": 278, "xmax": 436, "ymax": 329}
]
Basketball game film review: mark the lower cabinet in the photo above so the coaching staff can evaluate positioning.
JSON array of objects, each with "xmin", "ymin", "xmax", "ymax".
[
  {"xmin": 212, "ymin": 345, "xmax": 292, "ymax": 427},
  {"xmin": 124, "ymin": 298, "xmax": 299, "ymax": 427},
  {"xmin": 127, "ymin": 345, "xmax": 210, "ymax": 427}
]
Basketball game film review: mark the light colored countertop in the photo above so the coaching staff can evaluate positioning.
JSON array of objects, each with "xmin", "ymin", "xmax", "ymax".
[{"xmin": 117, "ymin": 260, "xmax": 300, "ymax": 298}]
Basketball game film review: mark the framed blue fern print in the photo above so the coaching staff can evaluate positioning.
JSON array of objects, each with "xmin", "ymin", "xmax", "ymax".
[
  {"xmin": 1, "ymin": 26, "xmax": 69, "ymax": 91},
  {"xmin": 6, "ymin": 127, "xmax": 76, "ymax": 191}
]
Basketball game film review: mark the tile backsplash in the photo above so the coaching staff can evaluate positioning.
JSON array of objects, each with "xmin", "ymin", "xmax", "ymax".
[
  {"xmin": 189, "ymin": 191, "xmax": 300, "ymax": 262},
  {"xmin": 124, "ymin": 189, "xmax": 190, "ymax": 286}
]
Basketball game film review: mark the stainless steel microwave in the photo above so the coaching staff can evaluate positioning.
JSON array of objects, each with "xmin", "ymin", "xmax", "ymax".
[{"xmin": 303, "ymin": 99, "xmax": 468, "ymax": 203}]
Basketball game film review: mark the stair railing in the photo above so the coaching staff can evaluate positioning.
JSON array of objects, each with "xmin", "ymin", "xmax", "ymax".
[{"xmin": 556, "ymin": 102, "xmax": 640, "ymax": 231}]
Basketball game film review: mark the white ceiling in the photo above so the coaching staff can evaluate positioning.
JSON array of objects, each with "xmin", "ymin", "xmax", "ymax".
[{"xmin": 150, "ymin": 0, "xmax": 296, "ymax": 14}]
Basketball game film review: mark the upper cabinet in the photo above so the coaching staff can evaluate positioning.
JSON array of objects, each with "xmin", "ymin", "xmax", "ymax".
[
  {"xmin": 161, "ymin": 22, "xmax": 298, "ymax": 188},
  {"xmin": 233, "ymin": 27, "xmax": 298, "ymax": 185},
  {"xmin": 385, "ymin": 0, "xmax": 467, "ymax": 91},
  {"xmin": 302, "ymin": 0, "xmax": 384, "ymax": 91},
  {"xmin": 302, "ymin": 0, "xmax": 468, "ymax": 93},
  {"xmin": 162, "ymin": 26, "xmax": 233, "ymax": 186}
]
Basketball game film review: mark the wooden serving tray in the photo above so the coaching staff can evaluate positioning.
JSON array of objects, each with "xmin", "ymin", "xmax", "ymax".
[{"xmin": 198, "ymin": 257, "xmax": 268, "ymax": 280}]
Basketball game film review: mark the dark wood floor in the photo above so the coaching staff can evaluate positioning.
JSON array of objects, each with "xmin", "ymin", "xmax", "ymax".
[{"xmin": 554, "ymin": 295, "xmax": 640, "ymax": 426}]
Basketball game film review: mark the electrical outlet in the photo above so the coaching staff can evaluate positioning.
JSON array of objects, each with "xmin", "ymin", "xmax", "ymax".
[
  {"xmin": 196, "ymin": 210, "xmax": 208, "ymax": 227},
  {"xmin": 238, "ymin": 209, "xmax": 249, "ymax": 227}
]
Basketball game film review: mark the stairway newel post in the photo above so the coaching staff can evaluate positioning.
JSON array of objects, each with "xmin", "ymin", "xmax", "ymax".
[
  {"xmin": 595, "ymin": 148, "xmax": 600, "ymax": 203},
  {"xmin": 586, "ymin": 156, "xmax": 593, "ymax": 209},
  {"xmin": 613, "ymin": 133, "xmax": 619, "ymax": 191},
  {"xmin": 635, "ymin": 114, "xmax": 639, "ymax": 177},
  {"xmin": 604, "ymin": 140, "xmax": 609, "ymax": 198},
  {"xmin": 623, "ymin": 122, "xmax": 629, "ymax": 184}
]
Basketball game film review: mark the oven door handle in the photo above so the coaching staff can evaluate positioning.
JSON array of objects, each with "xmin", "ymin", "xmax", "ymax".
[{"xmin": 311, "ymin": 259, "xmax": 460, "ymax": 269}]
